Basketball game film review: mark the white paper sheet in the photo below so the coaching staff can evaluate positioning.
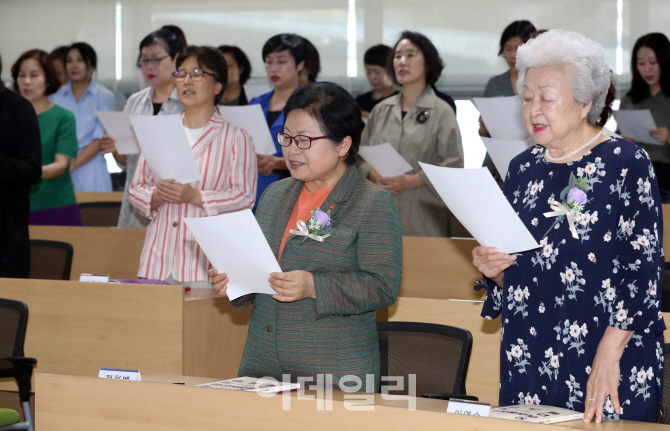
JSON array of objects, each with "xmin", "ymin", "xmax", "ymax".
[
  {"xmin": 472, "ymin": 96, "xmax": 530, "ymax": 141},
  {"xmin": 481, "ymin": 137, "xmax": 535, "ymax": 180},
  {"xmin": 95, "ymin": 111, "xmax": 140, "ymax": 155},
  {"xmin": 218, "ymin": 105, "xmax": 276, "ymax": 155},
  {"xmin": 613, "ymin": 109, "xmax": 659, "ymax": 145},
  {"xmin": 129, "ymin": 114, "xmax": 201, "ymax": 183},
  {"xmin": 183, "ymin": 209, "xmax": 281, "ymax": 301},
  {"xmin": 358, "ymin": 143, "xmax": 413, "ymax": 177},
  {"xmin": 418, "ymin": 163, "xmax": 540, "ymax": 254}
]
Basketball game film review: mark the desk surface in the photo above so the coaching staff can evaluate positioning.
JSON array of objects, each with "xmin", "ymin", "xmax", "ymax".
[{"xmin": 37, "ymin": 372, "xmax": 667, "ymax": 430}]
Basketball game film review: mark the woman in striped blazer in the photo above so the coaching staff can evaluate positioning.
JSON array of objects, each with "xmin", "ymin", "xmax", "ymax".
[
  {"xmin": 130, "ymin": 46, "xmax": 257, "ymax": 287},
  {"xmin": 209, "ymin": 82, "xmax": 402, "ymax": 390}
]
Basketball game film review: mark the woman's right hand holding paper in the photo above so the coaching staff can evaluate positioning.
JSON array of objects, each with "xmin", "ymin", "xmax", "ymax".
[
  {"xmin": 472, "ymin": 246, "xmax": 516, "ymax": 287},
  {"xmin": 208, "ymin": 268, "xmax": 229, "ymax": 297}
]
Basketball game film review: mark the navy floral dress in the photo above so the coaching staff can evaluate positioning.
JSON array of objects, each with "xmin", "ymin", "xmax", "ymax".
[{"xmin": 478, "ymin": 137, "xmax": 665, "ymax": 423}]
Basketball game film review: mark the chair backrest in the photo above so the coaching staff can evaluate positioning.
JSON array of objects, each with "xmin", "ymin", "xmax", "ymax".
[
  {"xmin": 78, "ymin": 201, "xmax": 122, "ymax": 227},
  {"xmin": 660, "ymin": 343, "xmax": 670, "ymax": 424},
  {"xmin": 377, "ymin": 321, "xmax": 473, "ymax": 396},
  {"xmin": 0, "ymin": 299, "xmax": 29, "ymax": 358},
  {"xmin": 29, "ymin": 240, "xmax": 74, "ymax": 280}
]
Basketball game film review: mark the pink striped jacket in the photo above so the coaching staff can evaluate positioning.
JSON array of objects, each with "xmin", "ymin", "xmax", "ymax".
[{"xmin": 129, "ymin": 111, "xmax": 257, "ymax": 281}]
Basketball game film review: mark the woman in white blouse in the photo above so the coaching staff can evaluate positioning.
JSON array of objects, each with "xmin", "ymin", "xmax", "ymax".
[{"xmin": 102, "ymin": 29, "xmax": 185, "ymax": 228}]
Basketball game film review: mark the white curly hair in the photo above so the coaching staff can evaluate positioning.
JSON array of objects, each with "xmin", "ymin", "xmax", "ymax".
[{"xmin": 515, "ymin": 29, "xmax": 612, "ymax": 125}]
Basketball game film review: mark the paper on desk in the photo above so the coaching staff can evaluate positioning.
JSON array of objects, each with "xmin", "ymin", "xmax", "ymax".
[
  {"xmin": 129, "ymin": 114, "xmax": 201, "ymax": 183},
  {"xmin": 218, "ymin": 104, "xmax": 277, "ymax": 155},
  {"xmin": 184, "ymin": 209, "xmax": 280, "ymax": 301},
  {"xmin": 358, "ymin": 143, "xmax": 413, "ymax": 177},
  {"xmin": 613, "ymin": 109, "xmax": 659, "ymax": 145},
  {"xmin": 481, "ymin": 137, "xmax": 535, "ymax": 180},
  {"xmin": 95, "ymin": 111, "xmax": 140, "ymax": 155},
  {"xmin": 419, "ymin": 163, "xmax": 540, "ymax": 254},
  {"xmin": 472, "ymin": 96, "xmax": 530, "ymax": 141}
]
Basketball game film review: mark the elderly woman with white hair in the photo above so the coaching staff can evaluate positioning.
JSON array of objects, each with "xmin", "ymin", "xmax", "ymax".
[{"xmin": 472, "ymin": 30, "xmax": 664, "ymax": 423}]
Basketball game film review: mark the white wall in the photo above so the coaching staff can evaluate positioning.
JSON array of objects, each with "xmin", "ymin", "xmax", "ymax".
[{"xmin": 2, "ymin": 0, "xmax": 669, "ymax": 92}]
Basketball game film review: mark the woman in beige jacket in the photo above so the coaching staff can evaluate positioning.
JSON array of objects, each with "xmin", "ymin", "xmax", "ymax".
[{"xmin": 357, "ymin": 30, "xmax": 463, "ymax": 237}]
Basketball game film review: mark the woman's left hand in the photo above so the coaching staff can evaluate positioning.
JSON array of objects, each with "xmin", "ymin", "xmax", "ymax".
[
  {"xmin": 583, "ymin": 327, "xmax": 632, "ymax": 423},
  {"xmin": 155, "ymin": 180, "xmax": 201, "ymax": 206},
  {"xmin": 379, "ymin": 173, "xmax": 423, "ymax": 194},
  {"xmin": 269, "ymin": 270, "xmax": 316, "ymax": 302},
  {"xmin": 650, "ymin": 127, "xmax": 670, "ymax": 145}
]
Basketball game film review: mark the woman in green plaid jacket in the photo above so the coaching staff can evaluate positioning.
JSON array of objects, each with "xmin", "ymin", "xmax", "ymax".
[{"xmin": 210, "ymin": 82, "xmax": 402, "ymax": 390}]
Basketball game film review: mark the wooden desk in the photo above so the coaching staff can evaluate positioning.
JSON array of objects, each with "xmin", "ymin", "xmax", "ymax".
[
  {"xmin": 0, "ymin": 279, "xmax": 251, "ymax": 395},
  {"xmin": 36, "ymin": 373, "xmax": 667, "ymax": 430},
  {"xmin": 75, "ymin": 191, "xmax": 123, "ymax": 203},
  {"xmin": 28, "ymin": 226, "xmax": 483, "ymax": 300},
  {"xmin": 29, "ymin": 225, "xmax": 146, "ymax": 280},
  {"xmin": 399, "ymin": 236, "xmax": 482, "ymax": 300}
]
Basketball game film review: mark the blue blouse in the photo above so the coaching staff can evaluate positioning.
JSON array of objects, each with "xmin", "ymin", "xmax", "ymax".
[
  {"xmin": 249, "ymin": 90, "xmax": 286, "ymax": 210},
  {"xmin": 50, "ymin": 80, "xmax": 115, "ymax": 192}
]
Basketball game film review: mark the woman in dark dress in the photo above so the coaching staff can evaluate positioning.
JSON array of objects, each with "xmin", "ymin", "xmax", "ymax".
[{"xmin": 473, "ymin": 30, "xmax": 664, "ymax": 424}]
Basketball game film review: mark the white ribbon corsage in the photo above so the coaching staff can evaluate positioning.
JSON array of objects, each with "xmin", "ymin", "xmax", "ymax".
[
  {"xmin": 543, "ymin": 173, "xmax": 590, "ymax": 239},
  {"xmin": 289, "ymin": 205, "xmax": 335, "ymax": 248}
]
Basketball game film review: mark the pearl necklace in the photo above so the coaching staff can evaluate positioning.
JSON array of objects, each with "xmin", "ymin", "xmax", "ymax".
[{"xmin": 544, "ymin": 130, "xmax": 603, "ymax": 162}]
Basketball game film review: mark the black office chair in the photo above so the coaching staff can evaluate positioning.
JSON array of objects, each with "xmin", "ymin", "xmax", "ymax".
[
  {"xmin": 0, "ymin": 299, "xmax": 36, "ymax": 431},
  {"xmin": 78, "ymin": 201, "xmax": 122, "ymax": 227},
  {"xmin": 29, "ymin": 240, "xmax": 73, "ymax": 280},
  {"xmin": 661, "ymin": 262, "xmax": 670, "ymax": 312},
  {"xmin": 377, "ymin": 321, "xmax": 477, "ymax": 401}
]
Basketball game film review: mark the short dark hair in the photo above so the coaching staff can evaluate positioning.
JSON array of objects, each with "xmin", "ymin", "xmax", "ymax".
[
  {"xmin": 364, "ymin": 44, "xmax": 392, "ymax": 67},
  {"xmin": 176, "ymin": 46, "xmax": 228, "ymax": 105},
  {"xmin": 302, "ymin": 38, "xmax": 320, "ymax": 83},
  {"xmin": 160, "ymin": 25, "xmax": 188, "ymax": 50},
  {"xmin": 67, "ymin": 42, "xmax": 97, "ymax": 71},
  {"xmin": 138, "ymin": 29, "xmax": 185, "ymax": 66},
  {"xmin": 217, "ymin": 45, "xmax": 252, "ymax": 84},
  {"xmin": 282, "ymin": 82, "xmax": 364, "ymax": 166},
  {"xmin": 626, "ymin": 32, "xmax": 670, "ymax": 103},
  {"xmin": 11, "ymin": 49, "xmax": 61, "ymax": 96},
  {"xmin": 262, "ymin": 34, "xmax": 306, "ymax": 66},
  {"xmin": 498, "ymin": 20, "xmax": 537, "ymax": 55},
  {"xmin": 49, "ymin": 46, "xmax": 69, "ymax": 64},
  {"xmin": 388, "ymin": 31, "xmax": 444, "ymax": 86}
]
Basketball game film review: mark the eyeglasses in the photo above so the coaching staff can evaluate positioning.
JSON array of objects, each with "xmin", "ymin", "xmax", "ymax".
[
  {"xmin": 173, "ymin": 68, "xmax": 216, "ymax": 82},
  {"xmin": 138, "ymin": 56, "xmax": 169, "ymax": 67},
  {"xmin": 277, "ymin": 132, "xmax": 328, "ymax": 149}
]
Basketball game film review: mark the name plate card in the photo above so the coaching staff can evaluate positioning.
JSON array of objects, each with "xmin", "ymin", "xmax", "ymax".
[
  {"xmin": 79, "ymin": 273, "xmax": 110, "ymax": 283},
  {"xmin": 98, "ymin": 368, "xmax": 142, "ymax": 381},
  {"xmin": 446, "ymin": 399, "xmax": 491, "ymax": 417}
]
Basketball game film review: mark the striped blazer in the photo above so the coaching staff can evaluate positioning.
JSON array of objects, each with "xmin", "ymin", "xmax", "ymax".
[
  {"xmin": 129, "ymin": 110, "xmax": 257, "ymax": 282},
  {"xmin": 234, "ymin": 165, "xmax": 402, "ymax": 387}
]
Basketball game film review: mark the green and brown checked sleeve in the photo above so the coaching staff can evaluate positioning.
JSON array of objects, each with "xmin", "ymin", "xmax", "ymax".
[{"xmin": 311, "ymin": 190, "xmax": 402, "ymax": 319}]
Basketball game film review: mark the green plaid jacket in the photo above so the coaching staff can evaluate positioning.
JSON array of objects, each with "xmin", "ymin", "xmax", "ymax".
[{"xmin": 235, "ymin": 165, "xmax": 402, "ymax": 387}]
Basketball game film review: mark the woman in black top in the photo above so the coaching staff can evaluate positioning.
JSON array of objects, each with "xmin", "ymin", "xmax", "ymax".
[
  {"xmin": 218, "ymin": 45, "xmax": 251, "ymax": 106},
  {"xmin": 0, "ymin": 54, "xmax": 42, "ymax": 278}
]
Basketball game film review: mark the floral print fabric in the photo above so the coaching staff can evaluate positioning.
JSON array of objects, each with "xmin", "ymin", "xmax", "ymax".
[{"xmin": 479, "ymin": 137, "xmax": 665, "ymax": 423}]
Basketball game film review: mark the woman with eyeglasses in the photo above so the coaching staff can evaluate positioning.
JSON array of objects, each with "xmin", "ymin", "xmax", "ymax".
[
  {"xmin": 357, "ymin": 31, "xmax": 464, "ymax": 237},
  {"xmin": 129, "ymin": 46, "xmax": 257, "ymax": 288},
  {"xmin": 209, "ymin": 82, "xmax": 401, "ymax": 390},
  {"xmin": 49, "ymin": 42, "xmax": 115, "ymax": 192},
  {"xmin": 250, "ymin": 33, "xmax": 306, "ymax": 210},
  {"xmin": 101, "ymin": 29, "xmax": 185, "ymax": 228}
]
